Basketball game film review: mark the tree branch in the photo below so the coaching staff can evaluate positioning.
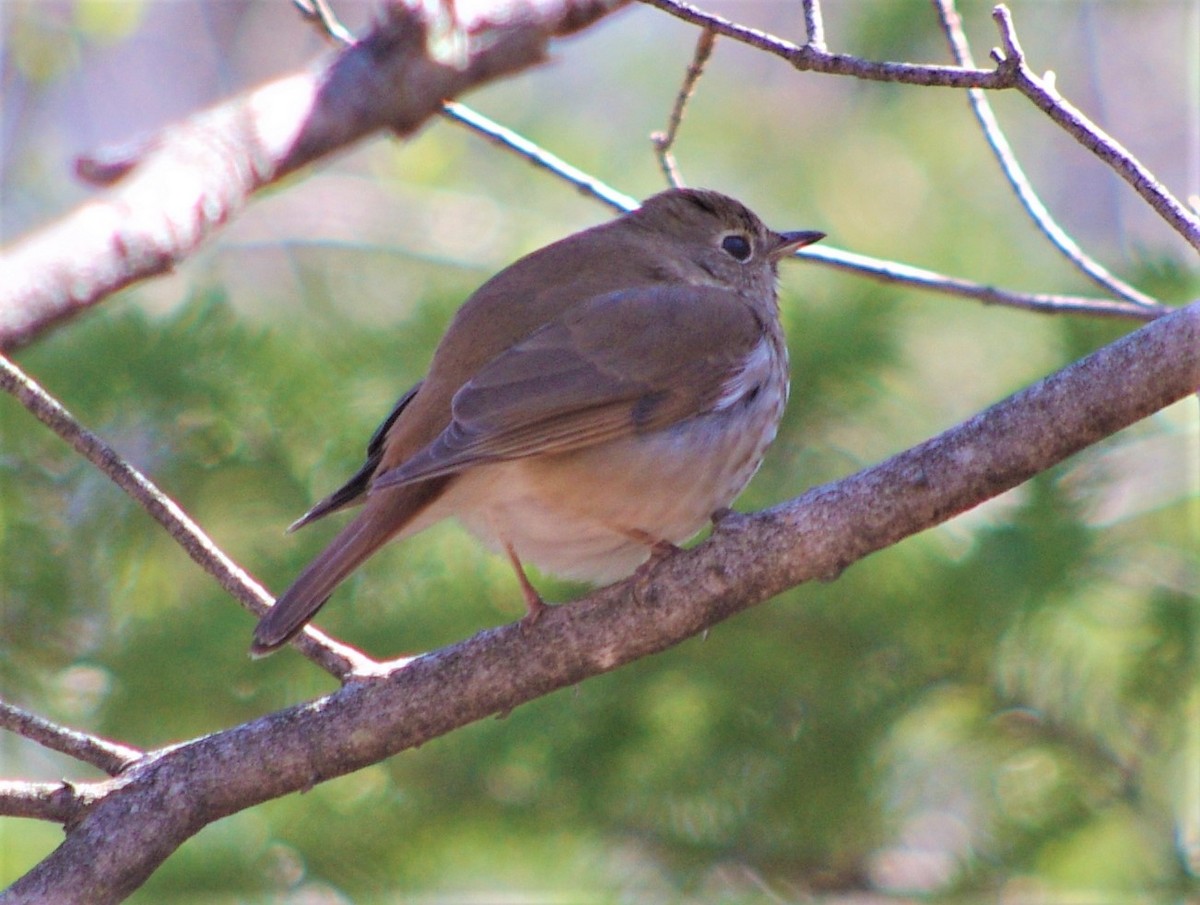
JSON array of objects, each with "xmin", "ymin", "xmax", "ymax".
[
  {"xmin": 292, "ymin": 0, "xmax": 355, "ymax": 46},
  {"xmin": 439, "ymin": 102, "xmax": 638, "ymax": 213},
  {"xmin": 801, "ymin": 245, "xmax": 1161, "ymax": 322},
  {"xmin": 932, "ymin": 0, "xmax": 1159, "ymax": 307},
  {"xmin": 0, "ymin": 352, "xmax": 380, "ymax": 681},
  {"xmin": 990, "ymin": 5, "xmax": 1200, "ymax": 251},
  {"xmin": 7, "ymin": 301, "xmax": 1198, "ymax": 904},
  {"xmin": 0, "ymin": 781, "xmax": 103, "ymax": 826},
  {"xmin": 0, "ymin": 702, "xmax": 141, "ymax": 778},
  {"xmin": 0, "ymin": 0, "xmax": 628, "ymax": 351},
  {"xmin": 637, "ymin": 0, "xmax": 1015, "ymax": 87},
  {"xmin": 651, "ymin": 28, "xmax": 717, "ymax": 187},
  {"xmin": 801, "ymin": 0, "xmax": 827, "ymax": 51}
]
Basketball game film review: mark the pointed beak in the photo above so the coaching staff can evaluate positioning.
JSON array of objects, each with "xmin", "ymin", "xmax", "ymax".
[{"xmin": 770, "ymin": 229, "xmax": 825, "ymax": 261}]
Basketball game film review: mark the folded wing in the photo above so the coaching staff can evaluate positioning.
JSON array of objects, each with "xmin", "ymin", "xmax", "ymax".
[{"xmin": 375, "ymin": 284, "xmax": 769, "ymax": 489}]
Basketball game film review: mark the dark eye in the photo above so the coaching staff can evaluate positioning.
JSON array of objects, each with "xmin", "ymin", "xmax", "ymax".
[{"xmin": 721, "ymin": 234, "xmax": 752, "ymax": 261}]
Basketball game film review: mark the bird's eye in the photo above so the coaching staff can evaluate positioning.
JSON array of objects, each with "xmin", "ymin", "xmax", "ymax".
[{"xmin": 721, "ymin": 234, "xmax": 752, "ymax": 262}]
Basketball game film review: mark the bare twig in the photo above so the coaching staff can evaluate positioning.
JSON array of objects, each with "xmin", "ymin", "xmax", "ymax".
[
  {"xmin": 0, "ymin": 353, "xmax": 378, "ymax": 681},
  {"xmin": 439, "ymin": 102, "xmax": 638, "ymax": 212},
  {"xmin": 801, "ymin": 0, "xmax": 826, "ymax": 51},
  {"xmin": 0, "ymin": 701, "xmax": 141, "ymax": 777},
  {"xmin": 0, "ymin": 780, "xmax": 103, "ymax": 824},
  {"xmin": 802, "ymin": 245, "xmax": 1162, "ymax": 322},
  {"xmin": 990, "ymin": 5, "xmax": 1200, "ymax": 251},
  {"xmin": 651, "ymin": 29, "xmax": 717, "ymax": 187},
  {"xmin": 933, "ymin": 0, "xmax": 1159, "ymax": 307},
  {"xmin": 441, "ymin": 110, "xmax": 1162, "ymax": 322},
  {"xmin": 292, "ymin": 0, "xmax": 355, "ymax": 45},
  {"xmin": 636, "ymin": 0, "xmax": 1015, "ymax": 88}
]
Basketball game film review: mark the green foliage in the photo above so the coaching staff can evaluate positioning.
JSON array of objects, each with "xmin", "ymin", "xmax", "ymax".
[
  {"xmin": 4, "ymin": 271, "xmax": 1195, "ymax": 901},
  {"xmin": 2, "ymin": 1, "xmax": 1198, "ymax": 902}
]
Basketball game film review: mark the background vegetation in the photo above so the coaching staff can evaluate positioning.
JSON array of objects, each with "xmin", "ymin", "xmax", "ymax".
[{"xmin": 1, "ymin": 0, "xmax": 1197, "ymax": 901}]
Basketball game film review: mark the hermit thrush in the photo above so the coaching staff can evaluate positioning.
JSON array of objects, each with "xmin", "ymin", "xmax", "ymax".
[{"xmin": 251, "ymin": 188, "xmax": 822, "ymax": 655}]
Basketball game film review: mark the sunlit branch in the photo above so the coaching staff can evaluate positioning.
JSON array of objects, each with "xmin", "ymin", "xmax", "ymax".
[
  {"xmin": 801, "ymin": 0, "xmax": 826, "ymax": 50},
  {"xmin": 0, "ymin": 700, "xmax": 141, "ymax": 777},
  {"xmin": 637, "ymin": 0, "xmax": 1013, "ymax": 88},
  {"xmin": 440, "ymin": 102, "xmax": 638, "ymax": 212}
]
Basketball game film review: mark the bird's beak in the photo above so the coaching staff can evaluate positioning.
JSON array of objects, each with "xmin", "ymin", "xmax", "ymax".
[{"xmin": 770, "ymin": 230, "xmax": 825, "ymax": 261}]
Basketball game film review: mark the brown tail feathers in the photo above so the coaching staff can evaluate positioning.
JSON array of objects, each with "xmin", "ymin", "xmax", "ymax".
[{"xmin": 251, "ymin": 478, "xmax": 447, "ymax": 656}]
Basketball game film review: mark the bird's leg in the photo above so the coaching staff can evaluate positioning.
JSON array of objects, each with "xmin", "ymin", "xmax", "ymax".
[
  {"xmin": 503, "ymin": 542, "xmax": 547, "ymax": 628},
  {"xmin": 710, "ymin": 506, "xmax": 735, "ymax": 525},
  {"xmin": 616, "ymin": 528, "xmax": 681, "ymax": 609},
  {"xmin": 621, "ymin": 528, "xmax": 683, "ymax": 591},
  {"xmin": 623, "ymin": 527, "xmax": 682, "ymax": 561}
]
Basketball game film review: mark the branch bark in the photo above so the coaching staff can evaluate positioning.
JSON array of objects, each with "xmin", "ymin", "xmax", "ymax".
[
  {"xmin": 6, "ymin": 301, "xmax": 1197, "ymax": 905},
  {"xmin": 0, "ymin": 0, "xmax": 628, "ymax": 350},
  {"xmin": 637, "ymin": 0, "xmax": 1014, "ymax": 87},
  {"xmin": 0, "ymin": 702, "xmax": 141, "ymax": 778},
  {"xmin": 0, "ymin": 782, "xmax": 101, "ymax": 826}
]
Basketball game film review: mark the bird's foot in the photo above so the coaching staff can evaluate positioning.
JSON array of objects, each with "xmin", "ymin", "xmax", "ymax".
[
  {"xmin": 520, "ymin": 592, "xmax": 549, "ymax": 632},
  {"xmin": 710, "ymin": 507, "xmax": 750, "ymax": 531}
]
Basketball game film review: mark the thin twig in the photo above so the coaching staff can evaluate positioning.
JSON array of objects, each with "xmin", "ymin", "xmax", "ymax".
[
  {"xmin": 651, "ymin": 29, "xmax": 717, "ymax": 187},
  {"xmin": 292, "ymin": 0, "xmax": 355, "ymax": 45},
  {"xmin": 637, "ymin": 0, "xmax": 1014, "ymax": 88},
  {"xmin": 0, "ymin": 353, "xmax": 379, "ymax": 681},
  {"xmin": 801, "ymin": 0, "xmax": 826, "ymax": 51},
  {"xmin": 439, "ymin": 102, "xmax": 639, "ymax": 212},
  {"xmin": 802, "ymin": 245, "xmax": 1162, "ymax": 322},
  {"xmin": 933, "ymin": 0, "xmax": 1159, "ymax": 308},
  {"xmin": 441, "ymin": 105, "xmax": 1161, "ymax": 322},
  {"xmin": 0, "ymin": 700, "xmax": 142, "ymax": 777},
  {"xmin": 991, "ymin": 5, "xmax": 1200, "ymax": 251}
]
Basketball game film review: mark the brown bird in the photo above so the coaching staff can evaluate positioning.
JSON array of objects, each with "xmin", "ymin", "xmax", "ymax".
[{"xmin": 251, "ymin": 188, "xmax": 822, "ymax": 656}]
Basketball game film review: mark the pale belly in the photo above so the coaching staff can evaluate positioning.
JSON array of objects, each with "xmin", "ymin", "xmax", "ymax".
[{"xmin": 412, "ymin": 385, "xmax": 786, "ymax": 583}]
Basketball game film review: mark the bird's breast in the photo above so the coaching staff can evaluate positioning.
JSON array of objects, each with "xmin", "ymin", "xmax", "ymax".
[{"xmin": 439, "ymin": 339, "xmax": 789, "ymax": 584}]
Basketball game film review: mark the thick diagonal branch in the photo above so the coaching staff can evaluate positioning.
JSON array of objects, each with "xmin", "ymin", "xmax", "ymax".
[{"xmin": 8, "ymin": 303, "xmax": 1197, "ymax": 905}]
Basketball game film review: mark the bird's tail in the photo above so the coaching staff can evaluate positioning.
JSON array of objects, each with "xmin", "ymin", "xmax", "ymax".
[{"xmin": 250, "ymin": 481, "xmax": 445, "ymax": 656}]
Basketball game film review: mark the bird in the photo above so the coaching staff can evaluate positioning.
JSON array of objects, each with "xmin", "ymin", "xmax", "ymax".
[{"xmin": 251, "ymin": 188, "xmax": 823, "ymax": 656}]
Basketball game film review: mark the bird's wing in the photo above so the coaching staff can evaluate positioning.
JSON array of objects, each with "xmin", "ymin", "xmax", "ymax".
[
  {"xmin": 374, "ymin": 285, "xmax": 774, "ymax": 488},
  {"xmin": 287, "ymin": 380, "xmax": 423, "ymax": 531}
]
